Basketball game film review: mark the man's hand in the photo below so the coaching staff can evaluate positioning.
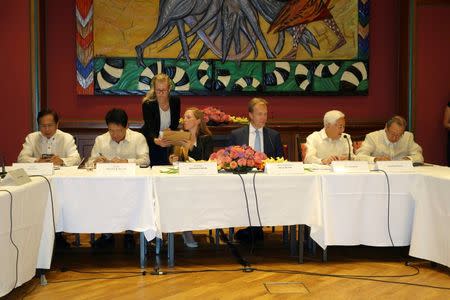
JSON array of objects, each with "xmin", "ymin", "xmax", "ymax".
[
  {"xmin": 154, "ymin": 138, "xmax": 171, "ymax": 147},
  {"xmin": 110, "ymin": 157, "xmax": 128, "ymax": 163},
  {"xmin": 338, "ymin": 155, "xmax": 349, "ymax": 161},
  {"xmin": 49, "ymin": 155, "xmax": 64, "ymax": 166},
  {"xmin": 93, "ymin": 156, "xmax": 109, "ymax": 164},
  {"xmin": 36, "ymin": 157, "xmax": 51, "ymax": 163},
  {"xmin": 321, "ymin": 155, "xmax": 340, "ymax": 165},
  {"xmin": 374, "ymin": 156, "xmax": 390, "ymax": 162}
]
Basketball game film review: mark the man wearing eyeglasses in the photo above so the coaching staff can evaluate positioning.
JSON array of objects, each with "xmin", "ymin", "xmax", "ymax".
[
  {"xmin": 355, "ymin": 116, "xmax": 424, "ymax": 163},
  {"xmin": 17, "ymin": 109, "xmax": 81, "ymax": 166}
]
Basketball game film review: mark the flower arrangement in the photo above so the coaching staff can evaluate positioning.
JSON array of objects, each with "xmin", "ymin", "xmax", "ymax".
[
  {"xmin": 202, "ymin": 106, "xmax": 231, "ymax": 125},
  {"xmin": 209, "ymin": 145, "xmax": 267, "ymax": 173},
  {"xmin": 179, "ymin": 107, "xmax": 248, "ymax": 125}
]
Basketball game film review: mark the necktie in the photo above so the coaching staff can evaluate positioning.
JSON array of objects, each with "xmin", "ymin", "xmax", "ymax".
[{"xmin": 254, "ymin": 129, "xmax": 261, "ymax": 152}]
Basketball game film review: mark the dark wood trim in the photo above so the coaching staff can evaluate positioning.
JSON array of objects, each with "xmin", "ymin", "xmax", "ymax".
[
  {"xmin": 59, "ymin": 119, "xmax": 385, "ymax": 131},
  {"xmin": 60, "ymin": 119, "xmax": 385, "ymax": 162}
]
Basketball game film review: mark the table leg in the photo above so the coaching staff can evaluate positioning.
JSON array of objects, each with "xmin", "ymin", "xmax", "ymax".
[
  {"xmin": 155, "ymin": 238, "xmax": 162, "ymax": 255},
  {"xmin": 298, "ymin": 225, "xmax": 305, "ymax": 264},
  {"xmin": 282, "ymin": 226, "xmax": 289, "ymax": 246},
  {"xmin": 289, "ymin": 225, "xmax": 297, "ymax": 256},
  {"xmin": 140, "ymin": 232, "xmax": 147, "ymax": 269},
  {"xmin": 215, "ymin": 229, "xmax": 220, "ymax": 248},
  {"xmin": 228, "ymin": 227, "xmax": 234, "ymax": 241},
  {"xmin": 168, "ymin": 233, "xmax": 174, "ymax": 268}
]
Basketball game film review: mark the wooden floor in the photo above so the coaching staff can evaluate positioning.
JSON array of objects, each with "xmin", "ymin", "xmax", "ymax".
[{"xmin": 6, "ymin": 230, "xmax": 450, "ymax": 299}]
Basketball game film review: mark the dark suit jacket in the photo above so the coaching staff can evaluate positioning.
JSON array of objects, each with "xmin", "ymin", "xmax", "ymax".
[
  {"xmin": 229, "ymin": 125, "xmax": 283, "ymax": 158},
  {"xmin": 189, "ymin": 135, "xmax": 214, "ymax": 161},
  {"xmin": 141, "ymin": 96, "xmax": 180, "ymax": 165}
]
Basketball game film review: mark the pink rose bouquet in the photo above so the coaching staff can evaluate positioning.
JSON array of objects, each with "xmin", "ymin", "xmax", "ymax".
[
  {"xmin": 202, "ymin": 106, "xmax": 232, "ymax": 125},
  {"xmin": 209, "ymin": 145, "xmax": 267, "ymax": 173}
]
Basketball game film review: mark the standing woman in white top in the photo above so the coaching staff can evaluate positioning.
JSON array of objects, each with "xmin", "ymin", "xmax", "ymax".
[{"xmin": 141, "ymin": 73, "xmax": 180, "ymax": 166}]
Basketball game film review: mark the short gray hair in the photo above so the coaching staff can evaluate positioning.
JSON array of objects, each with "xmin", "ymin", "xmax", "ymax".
[
  {"xmin": 386, "ymin": 116, "xmax": 407, "ymax": 129},
  {"xmin": 323, "ymin": 110, "xmax": 345, "ymax": 126}
]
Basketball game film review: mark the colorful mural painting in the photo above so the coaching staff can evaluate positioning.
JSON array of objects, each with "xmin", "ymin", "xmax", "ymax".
[{"xmin": 76, "ymin": 0, "xmax": 369, "ymax": 96}]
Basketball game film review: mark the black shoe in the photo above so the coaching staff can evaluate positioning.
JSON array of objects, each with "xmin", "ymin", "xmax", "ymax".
[
  {"xmin": 92, "ymin": 234, "xmax": 115, "ymax": 248},
  {"xmin": 55, "ymin": 233, "xmax": 70, "ymax": 249},
  {"xmin": 124, "ymin": 234, "xmax": 136, "ymax": 250}
]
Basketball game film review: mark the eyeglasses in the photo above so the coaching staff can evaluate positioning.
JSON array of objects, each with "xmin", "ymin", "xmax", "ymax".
[
  {"xmin": 155, "ymin": 89, "xmax": 169, "ymax": 94},
  {"xmin": 39, "ymin": 123, "xmax": 56, "ymax": 129},
  {"xmin": 386, "ymin": 129, "xmax": 403, "ymax": 140}
]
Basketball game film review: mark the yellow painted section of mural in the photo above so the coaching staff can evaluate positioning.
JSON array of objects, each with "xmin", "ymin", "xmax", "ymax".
[{"xmin": 94, "ymin": 0, "xmax": 357, "ymax": 60}]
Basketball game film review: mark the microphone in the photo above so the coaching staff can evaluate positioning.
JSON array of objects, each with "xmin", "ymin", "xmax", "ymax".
[
  {"xmin": 0, "ymin": 153, "xmax": 7, "ymax": 179},
  {"xmin": 265, "ymin": 127, "xmax": 278, "ymax": 158},
  {"xmin": 343, "ymin": 134, "xmax": 351, "ymax": 160}
]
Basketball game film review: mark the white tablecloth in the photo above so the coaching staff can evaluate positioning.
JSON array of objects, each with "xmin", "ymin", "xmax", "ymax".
[
  {"xmin": 152, "ymin": 168, "xmax": 322, "ymax": 239},
  {"xmin": 51, "ymin": 167, "xmax": 157, "ymax": 241},
  {"xmin": 409, "ymin": 166, "xmax": 450, "ymax": 267},
  {"xmin": 312, "ymin": 171, "xmax": 418, "ymax": 247},
  {"xmin": 0, "ymin": 178, "xmax": 52, "ymax": 297}
]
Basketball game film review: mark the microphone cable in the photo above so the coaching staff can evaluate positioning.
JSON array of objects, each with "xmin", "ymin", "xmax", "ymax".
[
  {"xmin": 0, "ymin": 189, "xmax": 19, "ymax": 291},
  {"xmin": 236, "ymin": 173, "xmax": 257, "ymax": 254},
  {"xmin": 236, "ymin": 173, "xmax": 252, "ymax": 228},
  {"xmin": 29, "ymin": 175, "xmax": 57, "ymax": 235},
  {"xmin": 370, "ymin": 169, "xmax": 394, "ymax": 247},
  {"xmin": 252, "ymin": 171, "xmax": 263, "ymax": 227}
]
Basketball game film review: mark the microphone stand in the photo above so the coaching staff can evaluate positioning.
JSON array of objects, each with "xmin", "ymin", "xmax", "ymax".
[
  {"xmin": 344, "ymin": 135, "xmax": 351, "ymax": 160},
  {"xmin": 0, "ymin": 154, "xmax": 7, "ymax": 178}
]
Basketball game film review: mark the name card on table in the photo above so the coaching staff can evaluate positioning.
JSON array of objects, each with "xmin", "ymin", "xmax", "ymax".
[
  {"xmin": 265, "ymin": 162, "xmax": 305, "ymax": 175},
  {"xmin": 331, "ymin": 161, "xmax": 369, "ymax": 173},
  {"xmin": 95, "ymin": 163, "xmax": 136, "ymax": 176},
  {"xmin": 178, "ymin": 162, "xmax": 218, "ymax": 175},
  {"xmin": 0, "ymin": 168, "xmax": 31, "ymax": 186},
  {"xmin": 375, "ymin": 160, "xmax": 414, "ymax": 172},
  {"xmin": 12, "ymin": 163, "xmax": 54, "ymax": 176}
]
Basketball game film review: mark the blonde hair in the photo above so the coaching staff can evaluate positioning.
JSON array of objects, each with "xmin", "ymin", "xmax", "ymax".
[
  {"xmin": 248, "ymin": 97, "xmax": 268, "ymax": 113},
  {"xmin": 185, "ymin": 107, "xmax": 212, "ymax": 136},
  {"xmin": 142, "ymin": 73, "xmax": 174, "ymax": 103}
]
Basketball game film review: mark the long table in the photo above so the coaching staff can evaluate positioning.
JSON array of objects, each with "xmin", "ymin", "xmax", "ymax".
[
  {"xmin": 2, "ymin": 164, "xmax": 449, "ymax": 295},
  {"xmin": 0, "ymin": 177, "xmax": 52, "ymax": 297}
]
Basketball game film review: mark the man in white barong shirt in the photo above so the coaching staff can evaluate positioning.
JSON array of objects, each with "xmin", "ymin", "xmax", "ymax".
[
  {"xmin": 91, "ymin": 108, "xmax": 150, "ymax": 166},
  {"xmin": 18, "ymin": 109, "xmax": 81, "ymax": 166},
  {"xmin": 355, "ymin": 116, "xmax": 424, "ymax": 163},
  {"xmin": 304, "ymin": 110, "xmax": 354, "ymax": 165}
]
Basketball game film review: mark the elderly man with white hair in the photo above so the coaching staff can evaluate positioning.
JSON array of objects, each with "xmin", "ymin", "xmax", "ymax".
[{"xmin": 304, "ymin": 110, "xmax": 354, "ymax": 165}]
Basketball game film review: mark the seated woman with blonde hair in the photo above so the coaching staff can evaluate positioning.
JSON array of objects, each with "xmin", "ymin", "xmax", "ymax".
[
  {"xmin": 170, "ymin": 107, "xmax": 213, "ymax": 163},
  {"xmin": 170, "ymin": 107, "xmax": 213, "ymax": 248}
]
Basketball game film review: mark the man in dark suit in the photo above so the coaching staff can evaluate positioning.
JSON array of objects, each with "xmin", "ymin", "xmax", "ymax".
[
  {"xmin": 229, "ymin": 98, "xmax": 283, "ymax": 158},
  {"xmin": 229, "ymin": 98, "xmax": 283, "ymax": 242}
]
